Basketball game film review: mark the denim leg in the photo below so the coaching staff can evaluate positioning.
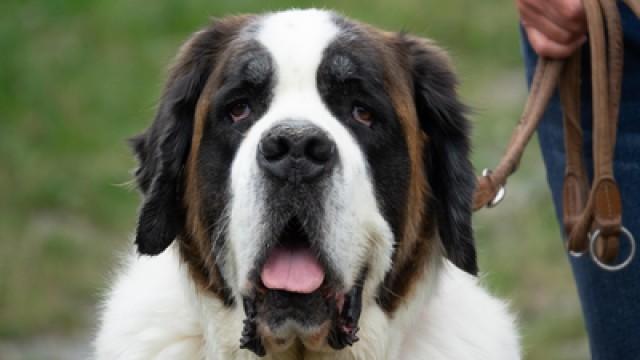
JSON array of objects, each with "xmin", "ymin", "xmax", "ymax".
[{"xmin": 520, "ymin": 4, "xmax": 640, "ymax": 359}]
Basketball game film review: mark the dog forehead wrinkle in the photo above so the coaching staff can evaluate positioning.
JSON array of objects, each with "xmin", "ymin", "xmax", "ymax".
[
  {"xmin": 244, "ymin": 56, "xmax": 271, "ymax": 84},
  {"xmin": 329, "ymin": 54, "xmax": 356, "ymax": 80}
]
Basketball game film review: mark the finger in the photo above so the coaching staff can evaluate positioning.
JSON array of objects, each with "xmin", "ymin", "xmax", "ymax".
[
  {"xmin": 519, "ymin": 5, "xmax": 582, "ymax": 45},
  {"xmin": 525, "ymin": 26, "xmax": 587, "ymax": 58},
  {"xmin": 519, "ymin": 0, "xmax": 586, "ymax": 34},
  {"xmin": 545, "ymin": 0, "xmax": 586, "ymax": 34}
]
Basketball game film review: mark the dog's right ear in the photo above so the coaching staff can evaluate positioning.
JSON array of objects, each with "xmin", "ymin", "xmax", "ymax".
[
  {"xmin": 130, "ymin": 18, "xmax": 249, "ymax": 255},
  {"xmin": 401, "ymin": 35, "xmax": 478, "ymax": 275}
]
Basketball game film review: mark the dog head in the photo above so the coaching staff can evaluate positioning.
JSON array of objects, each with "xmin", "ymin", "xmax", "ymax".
[{"xmin": 131, "ymin": 9, "xmax": 476, "ymax": 355}]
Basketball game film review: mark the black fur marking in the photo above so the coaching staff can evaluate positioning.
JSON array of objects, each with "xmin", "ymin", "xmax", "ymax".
[
  {"xmin": 197, "ymin": 41, "xmax": 274, "ymax": 274},
  {"xmin": 132, "ymin": 27, "xmax": 215, "ymax": 255},
  {"xmin": 405, "ymin": 36, "xmax": 478, "ymax": 275},
  {"xmin": 317, "ymin": 33, "xmax": 411, "ymax": 250}
]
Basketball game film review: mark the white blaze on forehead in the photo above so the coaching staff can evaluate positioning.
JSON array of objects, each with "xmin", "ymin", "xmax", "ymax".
[{"xmin": 256, "ymin": 9, "xmax": 339, "ymax": 96}]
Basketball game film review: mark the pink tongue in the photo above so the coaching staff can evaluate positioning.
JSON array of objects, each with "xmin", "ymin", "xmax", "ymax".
[{"xmin": 261, "ymin": 247, "xmax": 325, "ymax": 293}]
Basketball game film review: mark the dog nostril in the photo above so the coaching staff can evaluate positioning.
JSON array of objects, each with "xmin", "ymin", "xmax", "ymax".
[
  {"xmin": 260, "ymin": 136, "xmax": 290, "ymax": 161},
  {"xmin": 305, "ymin": 137, "xmax": 335, "ymax": 164}
]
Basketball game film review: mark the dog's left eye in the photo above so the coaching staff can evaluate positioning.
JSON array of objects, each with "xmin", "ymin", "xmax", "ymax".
[{"xmin": 228, "ymin": 100, "xmax": 252, "ymax": 122}]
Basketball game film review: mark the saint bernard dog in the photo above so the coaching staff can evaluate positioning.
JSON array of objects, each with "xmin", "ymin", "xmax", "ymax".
[{"xmin": 95, "ymin": 8, "xmax": 520, "ymax": 360}]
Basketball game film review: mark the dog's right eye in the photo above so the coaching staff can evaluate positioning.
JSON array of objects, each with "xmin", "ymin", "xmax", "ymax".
[
  {"xmin": 228, "ymin": 100, "xmax": 252, "ymax": 122},
  {"xmin": 352, "ymin": 104, "xmax": 373, "ymax": 127}
]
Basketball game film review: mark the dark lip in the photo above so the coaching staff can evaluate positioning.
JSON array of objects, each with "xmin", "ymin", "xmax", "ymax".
[
  {"xmin": 327, "ymin": 279, "xmax": 364, "ymax": 350},
  {"xmin": 239, "ymin": 268, "xmax": 368, "ymax": 357}
]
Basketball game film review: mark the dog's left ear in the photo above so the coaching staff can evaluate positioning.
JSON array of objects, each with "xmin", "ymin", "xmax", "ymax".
[{"xmin": 403, "ymin": 36, "xmax": 478, "ymax": 275}]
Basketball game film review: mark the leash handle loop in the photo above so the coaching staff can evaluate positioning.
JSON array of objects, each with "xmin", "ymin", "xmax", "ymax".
[{"xmin": 474, "ymin": 0, "xmax": 636, "ymax": 270}]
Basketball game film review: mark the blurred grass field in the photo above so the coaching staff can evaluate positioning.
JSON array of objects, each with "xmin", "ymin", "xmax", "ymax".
[{"xmin": 0, "ymin": 0, "xmax": 588, "ymax": 359}]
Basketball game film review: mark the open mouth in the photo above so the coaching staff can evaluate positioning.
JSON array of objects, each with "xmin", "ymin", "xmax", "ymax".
[
  {"xmin": 260, "ymin": 218, "xmax": 326, "ymax": 294},
  {"xmin": 240, "ymin": 217, "xmax": 364, "ymax": 356}
]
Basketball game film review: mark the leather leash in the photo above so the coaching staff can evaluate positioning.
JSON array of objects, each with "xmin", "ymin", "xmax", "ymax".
[{"xmin": 474, "ymin": 0, "xmax": 640, "ymax": 270}]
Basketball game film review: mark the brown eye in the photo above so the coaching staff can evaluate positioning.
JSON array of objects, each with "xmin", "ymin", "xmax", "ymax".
[
  {"xmin": 229, "ymin": 101, "xmax": 251, "ymax": 122},
  {"xmin": 352, "ymin": 105, "xmax": 373, "ymax": 126}
]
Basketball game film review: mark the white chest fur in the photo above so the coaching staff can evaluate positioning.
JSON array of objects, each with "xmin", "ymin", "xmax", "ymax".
[{"xmin": 95, "ymin": 246, "xmax": 519, "ymax": 360}]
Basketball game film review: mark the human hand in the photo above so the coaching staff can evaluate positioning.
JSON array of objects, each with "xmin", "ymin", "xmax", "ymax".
[{"xmin": 517, "ymin": 0, "xmax": 588, "ymax": 58}]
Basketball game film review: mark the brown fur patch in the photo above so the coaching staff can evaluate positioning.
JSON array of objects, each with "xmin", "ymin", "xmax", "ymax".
[{"xmin": 368, "ymin": 29, "xmax": 441, "ymax": 314}]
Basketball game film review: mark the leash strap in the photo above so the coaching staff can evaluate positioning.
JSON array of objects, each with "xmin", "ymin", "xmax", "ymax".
[
  {"xmin": 472, "ymin": 59, "xmax": 564, "ymax": 210},
  {"xmin": 474, "ymin": 0, "xmax": 637, "ymax": 270}
]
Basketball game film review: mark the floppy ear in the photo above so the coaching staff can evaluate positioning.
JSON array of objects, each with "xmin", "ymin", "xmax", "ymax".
[
  {"xmin": 130, "ymin": 22, "xmax": 235, "ymax": 255},
  {"xmin": 405, "ymin": 36, "xmax": 478, "ymax": 274}
]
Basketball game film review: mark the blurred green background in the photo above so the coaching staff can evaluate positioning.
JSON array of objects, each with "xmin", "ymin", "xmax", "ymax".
[{"xmin": 0, "ymin": 0, "xmax": 587, "ymax": 359}]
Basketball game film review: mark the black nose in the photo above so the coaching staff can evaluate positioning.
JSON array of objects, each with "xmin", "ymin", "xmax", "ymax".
[{"xmin": 258, "ymin": 120, "xmax": 337, "ymax": 183}]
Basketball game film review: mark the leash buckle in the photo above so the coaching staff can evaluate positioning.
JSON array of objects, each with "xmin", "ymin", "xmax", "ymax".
[{"xmin": 482, "ymin": 168, "xmax": 506, "ymax": 208}]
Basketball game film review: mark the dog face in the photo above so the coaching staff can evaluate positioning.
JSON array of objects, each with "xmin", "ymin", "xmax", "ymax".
[{"xmin": 131, "ymin": 9, "xmax": 476, "ymax": 355}]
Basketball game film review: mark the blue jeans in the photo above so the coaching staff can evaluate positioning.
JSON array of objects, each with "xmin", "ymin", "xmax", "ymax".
[{"xmin": 521, "ymin": 4, "xmax": 640, "ymax": 359}]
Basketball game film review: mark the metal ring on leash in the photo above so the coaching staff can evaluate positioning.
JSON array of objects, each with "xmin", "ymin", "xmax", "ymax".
[
  {"xmin": 568, "ymin": 231, "xmax": 592, "ymax": 258},
  {"xmin": 589, "ymin": 226, "xmax": 636, "ymax": 271},
  {"xmin": 481, "ymin": 168, "xmax": 506, "ymax": 208},
  {"xmin": 569, "ymin": 247, "xmax": 586, "ymax": 258}
]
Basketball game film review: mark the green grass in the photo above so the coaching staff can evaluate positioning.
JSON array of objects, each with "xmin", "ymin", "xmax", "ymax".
[{"xmin": 0, "ymin": 0, "xmax": 587, "ymax": 358}]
